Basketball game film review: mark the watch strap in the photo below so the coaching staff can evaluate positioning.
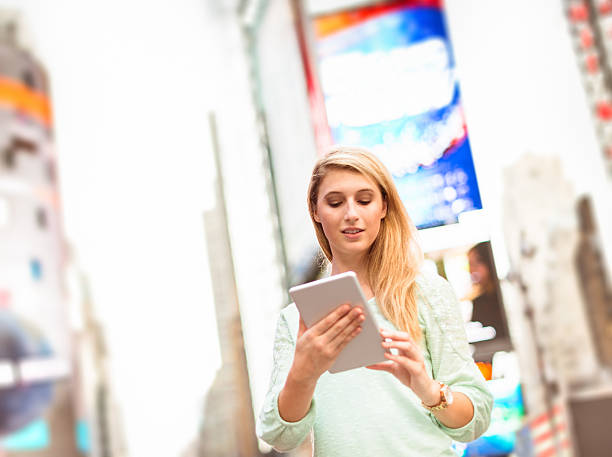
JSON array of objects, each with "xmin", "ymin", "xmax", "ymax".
[{"xmin": 422, "ymin": 382, "xmax": 450, "ymax": 411}]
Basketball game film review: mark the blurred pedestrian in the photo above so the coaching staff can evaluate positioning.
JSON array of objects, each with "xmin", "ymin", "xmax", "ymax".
[{"xmin": 467, "ymin": 242, "xmax": 508, "ymax": 340}]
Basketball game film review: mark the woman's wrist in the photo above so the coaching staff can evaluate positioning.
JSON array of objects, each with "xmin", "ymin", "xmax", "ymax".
[
  {"xmin": 287, "ymin": 364, "xmax": 319, "ymax": 391},
  {"xmin": 278, "ymin": 367, "xmax": 318, "ymax": 423},
  {"xmin": 420, "ymin": 379, "xmax": 443, "ymax": 407}
]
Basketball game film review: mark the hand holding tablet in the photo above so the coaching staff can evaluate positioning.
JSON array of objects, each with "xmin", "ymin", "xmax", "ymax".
[{"xmin": 289, "ymin": 271, "xmax": 388, "ymax": 374}]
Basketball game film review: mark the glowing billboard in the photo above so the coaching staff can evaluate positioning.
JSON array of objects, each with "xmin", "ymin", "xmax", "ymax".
[{"xmin": 311, "ymin": 0, "xmax": 482, "ymax": 229}]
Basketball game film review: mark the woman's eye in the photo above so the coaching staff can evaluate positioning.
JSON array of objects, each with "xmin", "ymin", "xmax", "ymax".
[
  {"xmin": 329, "ymin": 201, "xmax": 342, "ymax": 208},
  {"xmin": 358, "ymin": 200, "xmax": 371, "ymax": 205}
]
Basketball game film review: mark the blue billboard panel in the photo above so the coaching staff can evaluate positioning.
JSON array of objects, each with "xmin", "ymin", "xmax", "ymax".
[{"xmin": 313, "ymin": 1, "xmax": 482, "ymax": 228}]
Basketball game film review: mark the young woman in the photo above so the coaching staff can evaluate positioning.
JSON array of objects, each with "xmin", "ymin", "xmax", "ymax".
[{"xmin": 257, "ymin": 146, "xmax": 493, "ymax": 456}]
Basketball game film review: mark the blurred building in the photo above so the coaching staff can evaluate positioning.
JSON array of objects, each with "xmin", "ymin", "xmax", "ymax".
[
  {"xmin": 197, "ymin": 114, "xmax": 262, "ymax": 457},
  {"xmin": 0, "ymin": 10, "xmax": 80, "ymax": 457}
]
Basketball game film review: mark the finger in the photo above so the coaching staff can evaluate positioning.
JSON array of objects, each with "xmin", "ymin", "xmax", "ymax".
[
  {"xmin": 366, "ymin": 361, "xmax": 394, "ymax": 371},
  {"xmin": 333, "ymin": 325, "xmax": 362, "ymax": 354},
  {"xmin": 311, "ymin": 303, "xmax": 351, "ymax": 336},
  {"xmin": 382, "ymin": 340, "xmax": 421, "ymax": 359},
  {"xmin": 384, "ymin": 352, "xmax": 421, "ymax": 373},
  {"xmin": 367, "ymin": 361, "xmax": 401, "ymax": 378},
  {"xmin": 380, "ymin": 328, "xmax": 414, "ymax": 342},
  {"xmin": 327, "ymin": 306, "xmax": 364, "ymax": 342},
  {"xmin": 330, "ymin": 311, "xmax": 365, "ymax": 347}
]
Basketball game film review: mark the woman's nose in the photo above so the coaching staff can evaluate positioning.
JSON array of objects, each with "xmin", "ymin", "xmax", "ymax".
[{"xmin": 344, "ymin": 200, "xmax": 358, "ymax": 220}]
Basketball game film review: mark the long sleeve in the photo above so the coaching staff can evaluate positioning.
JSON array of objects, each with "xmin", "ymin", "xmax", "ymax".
[
  {"xmin": 418, "ymin": 273, "xmax": 494, "ymax": 443},
  {"xmin": 256, "ymin": 306, "xmax": 316, "ymax": 452}
]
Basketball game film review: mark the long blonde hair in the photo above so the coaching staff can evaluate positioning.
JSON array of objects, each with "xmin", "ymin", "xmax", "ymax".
[{"xmin": 307, "ymin": 146, "xmax": 424, "ymax": 340}]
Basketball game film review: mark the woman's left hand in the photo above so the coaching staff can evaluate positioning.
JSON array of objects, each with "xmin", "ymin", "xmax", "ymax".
[{"xmin": 367, "ymin": 328, "xmax": 440, "ymax": 406}]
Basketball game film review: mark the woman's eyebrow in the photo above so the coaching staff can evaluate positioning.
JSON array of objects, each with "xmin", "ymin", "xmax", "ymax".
[
  {"xmin": 323, "ymin": 191, "xmax": 343, "ymax": 198},
  {"xmin": 324, "ymin": 188, "xmax": 374, "ymax": 198}
]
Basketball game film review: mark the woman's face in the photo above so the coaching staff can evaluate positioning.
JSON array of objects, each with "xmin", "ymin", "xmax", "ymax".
[
  {"xmin": 468, "ymin": 251, "xmax": 490, "ymax": 286},
  {"xmin": 314, "ymin": 169, "xmax": 387, "ymax": 261}
]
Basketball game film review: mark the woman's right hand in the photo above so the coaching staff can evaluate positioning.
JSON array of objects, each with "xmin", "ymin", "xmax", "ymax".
[
  {"xmin": 290, "ymin": 304, "xmax": 365, "ymax": 385},
  {"xmin": 278, "ymin": 304, "xmax": 364, "ymax": 422}
]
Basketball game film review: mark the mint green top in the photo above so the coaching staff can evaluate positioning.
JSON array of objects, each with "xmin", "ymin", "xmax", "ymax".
[{"xmin": 257, "ymin": 271, "xmax": 493, "ymax": 456}]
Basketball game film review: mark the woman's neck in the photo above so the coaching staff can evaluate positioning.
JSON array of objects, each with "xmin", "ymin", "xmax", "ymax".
[{"xmin": 330, "ymin": 256, "xmax": 374, "ymax": 300}]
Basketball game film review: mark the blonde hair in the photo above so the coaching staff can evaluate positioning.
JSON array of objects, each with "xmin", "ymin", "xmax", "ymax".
[{"xmin": 307, "ymin": 145, "xmax": 424, "ymax": 340}]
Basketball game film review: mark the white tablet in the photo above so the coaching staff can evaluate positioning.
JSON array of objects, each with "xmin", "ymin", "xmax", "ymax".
[{"xmin": 289, "ymin": 271, "xmax": 388, "ymax": 373}]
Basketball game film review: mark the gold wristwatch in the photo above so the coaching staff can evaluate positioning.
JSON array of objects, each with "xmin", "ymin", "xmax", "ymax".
[{"xmin": 422, "ymin": 382, "xmax": 454, "ymax": 411}]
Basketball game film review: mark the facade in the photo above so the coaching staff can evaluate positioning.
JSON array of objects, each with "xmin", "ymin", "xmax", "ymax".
[{"xmin": 0, "ymin": 11, "xmax": 81, "ymax": 457}]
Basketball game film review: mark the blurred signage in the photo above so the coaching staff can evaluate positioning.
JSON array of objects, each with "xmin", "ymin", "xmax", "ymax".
[
  {"xmin": 515, "ymin": 402, "xmax": 572, "ymax": 457},
  {"xmin": 310, "ymin": 0, "xmax": 482, "ymax": 229},
  {"xmin": 1, "ymin": 419, "xmax": 50, "ymax": 451},
  {"xmin": 565, "ymin": 1, "xmax": 612, "ymax": 176},
  {"xmin": 461, "ymin": 377, "xmax": 526, "ymax": 456}
]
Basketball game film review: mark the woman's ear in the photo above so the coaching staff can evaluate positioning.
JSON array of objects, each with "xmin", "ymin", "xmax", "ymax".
[
  {"xmin": 381, "ymin": 198, "xmax": 388, "ymax": 219},
  {"xmin": 313, "ymin": 209, "xmax": 321, "ymax": 223}
]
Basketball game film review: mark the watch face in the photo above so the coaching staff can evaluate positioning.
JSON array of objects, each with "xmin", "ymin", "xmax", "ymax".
[{"xmin": 444, "ymin": 386, "xmax": 454, "ymax": 405}]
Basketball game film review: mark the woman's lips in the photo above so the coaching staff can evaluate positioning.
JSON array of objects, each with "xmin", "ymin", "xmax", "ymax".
[{"xmin": 341, "ymin": 228, "xmax": 364, "ymax": 239}]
